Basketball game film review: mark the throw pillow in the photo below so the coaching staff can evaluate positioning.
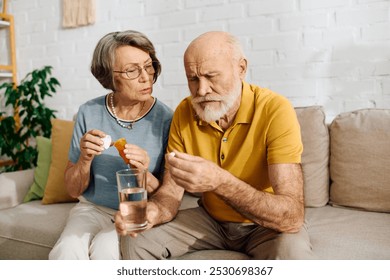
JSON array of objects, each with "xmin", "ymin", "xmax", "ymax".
[
  {"xmin": 329, "ymin": 109, "xmax": 390, "ymax": 212},
  {"xmin": 23, "ymin": 136, "xmax": 52, "ymax": 202},
  {"xmin": 42, "ymin": 119, "xmax": 78, "ymax": 204}
]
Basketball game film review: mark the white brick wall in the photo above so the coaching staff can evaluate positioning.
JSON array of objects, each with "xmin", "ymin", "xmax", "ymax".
[{"xmin": 1, "ymin": 0, "xmax": 389, "ymax": 122}]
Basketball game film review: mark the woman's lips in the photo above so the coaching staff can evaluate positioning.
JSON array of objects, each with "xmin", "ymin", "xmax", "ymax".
[{"xmin": 140, "ymin": 87, "xmax": 152, "ymax": 94}]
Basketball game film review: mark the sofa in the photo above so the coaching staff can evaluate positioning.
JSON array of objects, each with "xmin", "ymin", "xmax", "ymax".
[{"xmin": 1, "ymin": 106, "xmax": 390, "ymax": 260}]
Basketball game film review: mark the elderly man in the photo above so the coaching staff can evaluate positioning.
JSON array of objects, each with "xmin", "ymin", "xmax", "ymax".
[{"xmin": 115, "ymin": 31, "xmax": 315, "ymax": 259}]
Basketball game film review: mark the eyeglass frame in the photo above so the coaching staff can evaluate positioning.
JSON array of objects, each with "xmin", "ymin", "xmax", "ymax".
[{"xmin": 113, "ymin": 61, "xmax": 160, "ymax": 80}]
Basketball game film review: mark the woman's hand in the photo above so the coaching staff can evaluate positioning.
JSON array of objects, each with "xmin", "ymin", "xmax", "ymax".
[
  {"xmin": 123, "ymin": 144, "xmax": 160, "ymax": 193},
  {"xmin": 79, "ymin": 129, "xmax": 107, "ymax": 162},
  {"xmin": 124, "ymin": 143, "xmax": 150, "ymax": 171}
]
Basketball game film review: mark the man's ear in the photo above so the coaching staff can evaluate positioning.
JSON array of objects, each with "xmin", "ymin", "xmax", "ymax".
[{"xmin": 238, "ymin": 58, "xmax": 247, "ymax": 79}]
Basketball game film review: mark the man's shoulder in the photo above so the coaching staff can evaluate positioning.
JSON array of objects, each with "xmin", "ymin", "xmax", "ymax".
[
  {"xmin": 174, "ymin": 96, "xmax": 193, "ymax": 113},
  {"xmin": 247, "ymin": 83, "xmax": 291, "ymax": 108}
]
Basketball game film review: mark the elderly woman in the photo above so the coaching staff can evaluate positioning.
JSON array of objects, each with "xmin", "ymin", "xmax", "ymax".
[{"xmin": 49, "ymin": 30, "xmax": 173, "ymax": 259}]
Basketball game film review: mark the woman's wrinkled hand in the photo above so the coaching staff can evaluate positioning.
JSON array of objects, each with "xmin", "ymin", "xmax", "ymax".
[
  {"xmin": 79, "ymin": 129, "xmax": 107, "ymax": 162},
  {"xmin": 124, "ymin": 144, "xmax": 150, "ymax": 171}
]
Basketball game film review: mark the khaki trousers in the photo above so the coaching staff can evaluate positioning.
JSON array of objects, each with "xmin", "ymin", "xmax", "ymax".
[
  {"xmin": 49, "ymin": 198, "xmax": 119, "ymax": 260},
  {"xmin": 120, "ymin": 206, "xmax": 316, "ymax": 260}
]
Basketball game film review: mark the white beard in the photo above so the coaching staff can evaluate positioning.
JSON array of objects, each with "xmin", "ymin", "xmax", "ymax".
[{"xmin": 191, "ymin": 82, "xmax": 242, "ymax": 123}]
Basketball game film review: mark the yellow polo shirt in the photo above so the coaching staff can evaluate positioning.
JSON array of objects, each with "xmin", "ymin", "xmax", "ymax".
[{"xmin": 167, "ymin": 81, "xmax": 303, "ymax": 223}]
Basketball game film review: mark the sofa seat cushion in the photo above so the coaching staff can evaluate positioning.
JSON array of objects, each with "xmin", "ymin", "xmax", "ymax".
[
  {"xmin": 305, "ymin": 205, "xmax": 390, "ymax": 259},
  {"xmin": 0, "ymin": 200, "xmax": 76, "ymax": 259}
]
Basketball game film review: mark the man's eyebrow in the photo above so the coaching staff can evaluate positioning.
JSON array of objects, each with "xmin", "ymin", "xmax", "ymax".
[{"xmin": 186, "ymin": 73, "xmax": 198, "ymax": 79}]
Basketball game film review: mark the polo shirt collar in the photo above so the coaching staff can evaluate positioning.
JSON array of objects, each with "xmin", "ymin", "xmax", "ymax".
[{"xmin": 234, "ymin": 81, "xmax": 254, "ymax": 125}]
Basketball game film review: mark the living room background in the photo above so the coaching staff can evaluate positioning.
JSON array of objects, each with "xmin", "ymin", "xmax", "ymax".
[{"xmin": 1, "ymin": 0, "xmax": 390, "ymax": 123}]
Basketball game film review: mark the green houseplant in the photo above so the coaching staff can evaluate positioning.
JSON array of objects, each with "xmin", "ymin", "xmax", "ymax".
[{"xmin": 0, "ymin": 66, "xmax": 60, "ymax": 172}]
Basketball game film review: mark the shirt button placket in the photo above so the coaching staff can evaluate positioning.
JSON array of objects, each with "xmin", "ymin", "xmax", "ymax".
[{"xmin": 220, "ymin": 137, "xmax": 228, "ymax": 162}]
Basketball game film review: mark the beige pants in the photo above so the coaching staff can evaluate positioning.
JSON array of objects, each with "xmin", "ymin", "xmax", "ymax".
[
  {"xmin": 121, "ymin": 206, "xmax": 316, "ymax": 260},
  {"xmin": 49, "ymin": 197, "xmax": 119, "ymax": 260}
]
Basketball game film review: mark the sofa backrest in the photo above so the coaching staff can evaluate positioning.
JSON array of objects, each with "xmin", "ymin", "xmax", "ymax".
[
  {"xmin": 295, "ymin": 106, "xmax": 330, "ymax": 208},
  {"xmin": 296, "ymin": 106, "xmax": 390, "ymax": 213},
  {"xmin": 329, "ymin": 108, "xmax": 390, "ymax": 213}
]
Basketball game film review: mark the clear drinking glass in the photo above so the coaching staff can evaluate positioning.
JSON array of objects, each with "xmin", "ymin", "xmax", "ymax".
[{"xmin": 116, "ymin": 168, "xmax": 148, "ymax": 234}]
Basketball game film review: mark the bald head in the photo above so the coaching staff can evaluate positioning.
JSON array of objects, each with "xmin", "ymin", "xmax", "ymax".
[{"xmin": 184, "ymin": 31, "xmax": 244, "ymax": 63}]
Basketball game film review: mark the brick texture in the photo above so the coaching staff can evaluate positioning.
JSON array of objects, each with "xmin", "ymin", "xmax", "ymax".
[{"xmin": 0, "ymin": 0, "xmax": 389, "ymax": 121}]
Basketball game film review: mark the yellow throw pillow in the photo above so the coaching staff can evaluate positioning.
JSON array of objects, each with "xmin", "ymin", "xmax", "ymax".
[{"xmin": 42, "ymin": 119, "xmax": 78, "ymax": 204}]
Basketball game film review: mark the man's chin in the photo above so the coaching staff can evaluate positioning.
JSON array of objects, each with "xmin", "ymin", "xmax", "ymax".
[{"xmin": 196, "ymin": 109, "xmax": 225, "ymax": 123}]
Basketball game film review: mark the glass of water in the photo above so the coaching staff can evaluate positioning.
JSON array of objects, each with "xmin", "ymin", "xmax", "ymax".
[{"xmin": 116, "ymin": 168, "xmax": 148, "ymax": 234}]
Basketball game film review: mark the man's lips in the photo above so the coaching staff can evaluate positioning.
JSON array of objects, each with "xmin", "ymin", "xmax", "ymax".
[
  {"xmin": 198, "ymin": 100, "xmax": 221, "ymax": 104},
  {"xmin": 196, "ymin": 100, "xmax": 221, "ymax": 109},
  {"xmin": 194, "ymin": 97, "xmax": 222, "ymax": 103}
]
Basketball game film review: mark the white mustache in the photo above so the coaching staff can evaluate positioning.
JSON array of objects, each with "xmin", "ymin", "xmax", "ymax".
[{"xmin": 192, "ymin": 96, "xmax": 222, "ymax": 104}]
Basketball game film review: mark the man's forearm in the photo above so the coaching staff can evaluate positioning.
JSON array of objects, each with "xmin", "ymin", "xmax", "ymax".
[
  {"xmin": 148, "ymin": 170, "xmax": 185, "ymax": 225},
  {"xmin": 213, "ymin": 166, "xmax": 304, "ymax": 232}
]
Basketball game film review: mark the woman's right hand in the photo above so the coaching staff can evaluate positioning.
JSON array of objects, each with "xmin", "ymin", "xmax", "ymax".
[{"xmin": 79, "ymin": 129, "xmax": 107, "ymax": 162}]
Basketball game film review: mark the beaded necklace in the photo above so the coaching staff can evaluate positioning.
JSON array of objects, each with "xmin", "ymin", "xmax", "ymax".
[{"xmin": 109, "ymin": 93, "xmax": 145, "ymax": 130}]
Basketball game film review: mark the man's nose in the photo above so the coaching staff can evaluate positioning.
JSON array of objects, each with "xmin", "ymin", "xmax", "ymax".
[{"xmin": 196, "ymin": 78, "xmax": 211, "ymax": 96}]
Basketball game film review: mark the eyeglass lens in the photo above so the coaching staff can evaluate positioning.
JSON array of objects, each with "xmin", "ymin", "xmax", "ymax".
[{"xmin": 124, "ymin": 62, "xmax": 156, "ymax": 79}]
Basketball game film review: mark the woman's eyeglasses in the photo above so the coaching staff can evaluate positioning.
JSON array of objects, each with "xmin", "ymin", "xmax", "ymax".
[{"xmin": 113, "ymin": 61, "xmax": 159, "ymax": 80}]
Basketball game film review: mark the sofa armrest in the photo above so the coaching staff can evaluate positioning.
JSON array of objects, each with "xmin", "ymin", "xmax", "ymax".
[{"xmin": 0, "ymin": 169, "xmax": 34, "ymax": 210}]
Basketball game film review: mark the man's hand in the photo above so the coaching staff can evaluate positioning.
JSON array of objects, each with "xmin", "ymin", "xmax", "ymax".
[
  {"xmin": 114, "ymin": 202, "xmax": 159, "ymax": 237},
  {"xmin": 166, "ymin": 150, "xmax": 226, "ymax": 193}
]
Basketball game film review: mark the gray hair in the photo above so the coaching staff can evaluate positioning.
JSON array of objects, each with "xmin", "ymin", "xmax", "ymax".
[
  {"xmin": 90, "ymin": 30, "xmax": 161, "ymax": 91},
  {"xmin": 225, "ymin": 33, "xmax": 245, "ymax": 61}
]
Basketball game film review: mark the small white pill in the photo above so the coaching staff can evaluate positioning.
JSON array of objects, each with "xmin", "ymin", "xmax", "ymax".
[
  {"xmin": 169, "ymin": 152, "xmax": 176, "ymax": 157},
  {"xmin": 102, "ymin": 135, "xmax": 112, "ymax": 149}
]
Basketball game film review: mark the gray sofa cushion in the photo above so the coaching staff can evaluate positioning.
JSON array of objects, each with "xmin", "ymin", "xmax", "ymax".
[
  {"xmin": 0, "ymin": 169, "xmax": 35, "ymax": 210},
  {"xmin": 329, "ymin": 109, "xmax": 390, "ymax": 212},
  {"xmin": 0, "ymin": 200, "xmax": 75, "ymax": 260},
  {"xmin": 295, "ymin": 106, "xmax": 330, "ymax": 207},
  {"xmin": 305, "ymin": 205, "xmax": 390, "ymax": 259}
]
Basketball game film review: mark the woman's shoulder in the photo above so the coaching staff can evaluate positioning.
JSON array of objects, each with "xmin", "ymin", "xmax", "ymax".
[
  {"xmin": 74, "ymin": 94, "xmax": 108, "ymax": 123},
  {"xmin": 79, "ymin": 94, "xmax": 107, "ymax": 111},
  {"xmin": 84, "ymin": 94, "xmax": 106, "ymax": 106},
  {"xmin": 153, "ymin": 98, "xmax": 174, "ymax": 117}
]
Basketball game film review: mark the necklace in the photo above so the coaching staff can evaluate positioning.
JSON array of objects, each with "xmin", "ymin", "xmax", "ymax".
[{"xmin": 110, "ymin": 93, "xmax": 145, "ymax": 129}]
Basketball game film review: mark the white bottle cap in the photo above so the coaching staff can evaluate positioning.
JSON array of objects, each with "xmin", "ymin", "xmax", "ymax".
[{"xmin": 102, "ymin": 135, "xmax": 112, "ymax": 149}]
